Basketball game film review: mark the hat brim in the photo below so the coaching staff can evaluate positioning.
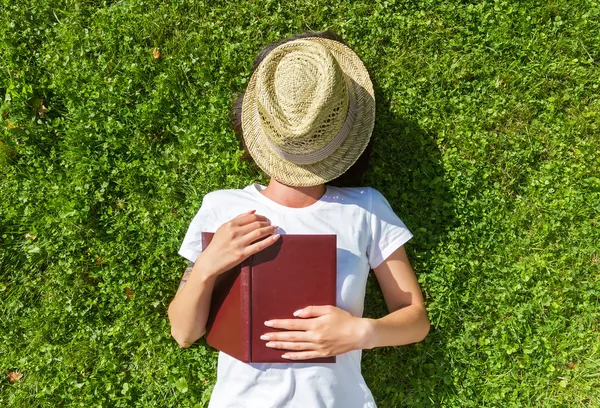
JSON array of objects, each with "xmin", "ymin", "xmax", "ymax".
[{"xmin": 241, "ymin": 37, "xmax": 375, "ymax": 187}]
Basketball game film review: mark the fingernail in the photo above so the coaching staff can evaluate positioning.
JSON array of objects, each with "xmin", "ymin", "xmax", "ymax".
[
  {"xmin": 260, "ymin": 334, "xmax": 270, "ymax": 340},
  {"xmin": 272, "ymin": 234, "xmax": 280, "ymax": 240},
  {"xmin": 264, "ymin": 321, "xmax": 274, "ymax": 327},
  {"xmin": 293, "ymin": 309, "xmax": 303, "ymax": 317},
  {"xmin": 281, "ymin": 354, "xmax": 290, "ymax": 359}
]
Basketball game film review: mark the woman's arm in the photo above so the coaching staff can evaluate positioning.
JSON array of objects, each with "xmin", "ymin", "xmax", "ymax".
[
  {"xmin": 256, "ymin": 244, "xmax": 430, "ymax": 360},
  {"xmin": 168, "ymin": 210, "xmax": 280, "ymax": 348},
  {"xmin": 167, "ymin": 255, "xmax": 221, "ymax": 348},
  {"xmin": 360, "ymin": 245, "xmax": 430, "ymax": 349}
]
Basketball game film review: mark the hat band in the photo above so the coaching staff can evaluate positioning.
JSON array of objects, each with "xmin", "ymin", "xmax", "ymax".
[{"xmin": 261, "ymin": 83, "xmax": 357, "ymax": 165}]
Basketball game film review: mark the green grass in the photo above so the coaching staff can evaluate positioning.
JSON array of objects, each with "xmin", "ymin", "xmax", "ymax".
[{"xmin": 1, "ymin": 0, "xmax": 599, "ymax": 406}]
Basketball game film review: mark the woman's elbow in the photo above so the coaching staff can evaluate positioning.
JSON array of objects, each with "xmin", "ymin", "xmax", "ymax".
[
  {"xmin": 175, "ymin": 337, "xmax": 192, "ymax": 349},
  {"xmin": 171, "ymin": 326, "xmax": 206, "ymax": 348},
  {"xmin": 419, "ymin": 317, "xmax": 431, "ymax": 342},
  {"xmin": 171, "ymin": 327, "xmax": 202, "ymax": 349},
  {"xmin": 416, "ymin": 306, "xmax": 431, "ymax": 342},
  {"xmin": 168, "ymin": 311, "xmax": 205, "ymax": 348}
]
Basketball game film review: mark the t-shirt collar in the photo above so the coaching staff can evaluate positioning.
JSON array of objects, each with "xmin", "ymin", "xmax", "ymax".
[{"xmin": 245, "ymin": 183, "xmax": 331, "ymax": 213}]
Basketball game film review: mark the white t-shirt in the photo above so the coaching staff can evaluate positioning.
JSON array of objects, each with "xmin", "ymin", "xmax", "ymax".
[{"xmin": 178, "ymin": 183, "xmax": 413, "ymax": 408}]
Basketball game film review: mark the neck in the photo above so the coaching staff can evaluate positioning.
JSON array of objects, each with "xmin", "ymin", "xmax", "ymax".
[{"xmin": 259, "ymin": 179, "xmax": 327, "ymax": 208}]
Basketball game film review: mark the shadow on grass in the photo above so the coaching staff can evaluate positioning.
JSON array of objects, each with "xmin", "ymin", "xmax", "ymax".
[{"xmin": 361, "ymin": 79, "xmax": 459, "ymax": 407}]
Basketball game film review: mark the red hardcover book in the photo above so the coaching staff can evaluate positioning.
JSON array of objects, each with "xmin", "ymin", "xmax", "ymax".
[{"xmin": 201, "ymin": 232, "xmax": 337, "ymax": 363}]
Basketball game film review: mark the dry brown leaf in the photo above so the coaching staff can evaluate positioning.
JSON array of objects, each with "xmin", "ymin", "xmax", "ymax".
[
  {"xmin": 153, "ymin": 48, "xmax": 161, "ymax": 59},
  {"xmin": 125, "ymin": 287, "xmax": 134, "ymax": 299},
  {"xmin": 7, "ymin": 371, "xmax": 23, "ymax": 383},
  {"xmin": 37, "ymin": 103, "xmax": 48, "ymax": 118},
  {"xmin": 95, "ymin": 257, "xmax": 104, "ymax": 267},
  {"xmin": 29, "ymin": 98, "xmax": 47, "ymax": 117}
]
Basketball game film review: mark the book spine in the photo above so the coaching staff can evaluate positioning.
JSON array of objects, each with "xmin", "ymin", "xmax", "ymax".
[
  {"xmin": 333, "ymin": 235, "xmax": 337, "ymax": 307},
  {"xmin": 241, "ymin": 256, "xmax": 252, "ymax": 362}
]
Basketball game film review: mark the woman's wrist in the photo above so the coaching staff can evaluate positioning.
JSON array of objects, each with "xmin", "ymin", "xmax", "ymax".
[
  {"xmin": 355, "ymin": 306, "xmax": 431, "ymax": 350},
  {"xmin": 355, "ymin": 317, "xmax": 377, "ymax": 350},
  {"xmin": 193, "ymin": 251, "xmax": 225, "ymax": 280}
]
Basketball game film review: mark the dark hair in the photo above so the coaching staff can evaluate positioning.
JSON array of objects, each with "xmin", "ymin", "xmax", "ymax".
[{"xmin": 229, "ymin": 30, "xmax": 374, "ymax": 188}]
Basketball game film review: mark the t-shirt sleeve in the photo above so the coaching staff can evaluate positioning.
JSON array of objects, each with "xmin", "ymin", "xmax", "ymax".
[
  {"xmin": 178, "ymin": 193, "xmax": 220, "ymax": 263},
  {"xmin": 367, "ymin": 188, "xmax": 414, "ymax": 269}
]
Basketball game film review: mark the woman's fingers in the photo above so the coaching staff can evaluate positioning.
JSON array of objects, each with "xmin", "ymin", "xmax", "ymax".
[
  {"xmin": 239, "ymin": 220, "xmax": 272, "ymax": 236},
  {"xmin": 244, "ymin": 231, "xmax": 281, "ymax": 257},
  {"xmin": 232, "ymin": 212, "xmax": 269, "ymax": 227},
  {"xmin": 243, "ymin": 225, "xmax": 278, "ymax": 245},
  {"xmin": 230, "ymin": 209, "xmax": 255, "ymax": 222},
  {"xmin": 265, "ymin": 341, "xmax": 316, "ymax": 351}
]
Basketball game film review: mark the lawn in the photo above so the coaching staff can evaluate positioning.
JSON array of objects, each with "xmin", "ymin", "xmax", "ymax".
[{"xmin": 1, "ymin": 0, "xmax": 599, "ymax": 406}]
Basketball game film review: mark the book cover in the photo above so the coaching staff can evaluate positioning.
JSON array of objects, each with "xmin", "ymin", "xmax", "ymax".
[{"xmin": 202, "ymin": 232, "xmax": 337, "ymax": 363}]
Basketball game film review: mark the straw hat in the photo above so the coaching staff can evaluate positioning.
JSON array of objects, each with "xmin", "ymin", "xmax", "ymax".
[{"xmin": 241, "ymin": 37, "xmax": 375, "ymax": 187}]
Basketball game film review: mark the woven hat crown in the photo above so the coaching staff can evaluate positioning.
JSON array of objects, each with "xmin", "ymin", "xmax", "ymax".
[
  {"xmin": 255, "ymin": 39, "xmax": 353, "ymax": 157},
  {"xmin": 241, "ymin": 36, "xmax": 375, "ymax": 186}
]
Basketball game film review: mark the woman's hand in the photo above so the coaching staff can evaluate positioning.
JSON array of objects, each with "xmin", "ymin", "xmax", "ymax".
[
  {"xmin": 202, "ymin": 210, "xmax": 280, "ymax": 276},
  {"xmin": 259, "ymin": 305, "xmax": 373, "ymax": 360}
]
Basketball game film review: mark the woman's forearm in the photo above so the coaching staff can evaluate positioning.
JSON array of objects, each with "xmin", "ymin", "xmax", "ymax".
[
  {"xmin": 167, "ymin": 253, "xmax": 221, "ymax": 348},
  {"xmin": 360, "ymin": 304, "xmax": 430, "ymax": 350}
]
